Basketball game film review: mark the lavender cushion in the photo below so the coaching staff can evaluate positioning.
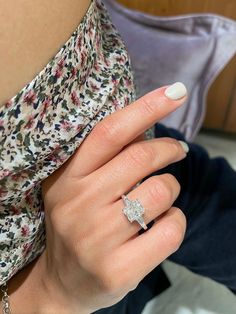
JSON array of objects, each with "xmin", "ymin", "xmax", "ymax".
[{"xmin": 104, "ymin": 0, "xmax": 236, "ymax": 141}]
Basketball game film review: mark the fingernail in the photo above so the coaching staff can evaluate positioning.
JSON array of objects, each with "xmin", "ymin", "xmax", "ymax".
[
  {"xmin": 164, "ymin": 82, "xmax": 187, "ymax": 100},
  {"xmin": 178, "ymin": 140, "xmax": 189, "ymax": 154}
]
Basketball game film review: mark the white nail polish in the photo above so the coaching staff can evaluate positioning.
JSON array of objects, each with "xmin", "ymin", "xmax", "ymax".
[
  {"xmin": 164, "ymin": 82, "xmax": 187, "ymax": 100},
  {"xmin": 178, "ymin": 140, "xmax": 189, "ymax": 153}
]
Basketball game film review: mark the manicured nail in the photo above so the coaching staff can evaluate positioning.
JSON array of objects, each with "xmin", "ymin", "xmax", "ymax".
[
  {"xmin": 178, "ymin": 140, "xmax": 189, "ymax": 153},
  {"xmin": 164, "ymin": 82, "xmax": 187, "ymax": 100}
]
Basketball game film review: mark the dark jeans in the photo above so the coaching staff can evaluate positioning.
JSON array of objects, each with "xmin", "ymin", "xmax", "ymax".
[{"xmin": 93, "ymin": 123, "xmax": 236, "ymax": 313}]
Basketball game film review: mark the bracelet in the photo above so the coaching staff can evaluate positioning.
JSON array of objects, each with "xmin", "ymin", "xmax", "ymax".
[{"xmin": 1, "ymin": 282, "xmax": 11, "ymax": 314}]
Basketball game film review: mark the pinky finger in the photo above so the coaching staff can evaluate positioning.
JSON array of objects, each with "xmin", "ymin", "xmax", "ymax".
[{"xmin": 115, "ymin": 207, "xmax": 186, "ymax": 288}]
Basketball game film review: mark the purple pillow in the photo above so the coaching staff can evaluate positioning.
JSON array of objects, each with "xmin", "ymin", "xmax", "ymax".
[{"xmin": 104, "ymin": 0, "xmax": 236, "ymax": 141}]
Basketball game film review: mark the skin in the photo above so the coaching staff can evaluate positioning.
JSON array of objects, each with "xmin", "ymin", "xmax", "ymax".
[
  {"xmin": 7, "ymin": 86, "xmax": 188, "ymax": 313},
  {"xmin": 0, "ymin": 0, "xmax": 91, "ymax": 107},
  {"xmin": 1, "ymin": 1, "xmax": 188, "ymax": 313}
]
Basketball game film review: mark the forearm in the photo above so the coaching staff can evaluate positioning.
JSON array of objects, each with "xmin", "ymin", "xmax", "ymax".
[{"xmin": 2, "ymin": 256, "xmax": 89, "ymax": 314}]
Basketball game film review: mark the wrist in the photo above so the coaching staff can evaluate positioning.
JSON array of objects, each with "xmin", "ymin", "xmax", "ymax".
[
  {"xmin": 40, "ymin": 279, "xmax": 90, "ymax": 314},
  {"xmin": 7, "ymin": 256, "xmax": 45, "ymax": 314},
  {"xmin": 7, "ymin": 255, "xmax": 90, "ymax": 314},
  {"xmin": 38, "ymin": 253, "xmax": 91, "ymax": 314}
]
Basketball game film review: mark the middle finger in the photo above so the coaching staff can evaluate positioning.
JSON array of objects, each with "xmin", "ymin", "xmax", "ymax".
[{"xmin": 81, "ymin": 137, "xmax": 188, "ymax": 206}]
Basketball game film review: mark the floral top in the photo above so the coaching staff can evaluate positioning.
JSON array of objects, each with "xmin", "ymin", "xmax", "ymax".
[{"xmin": 0, "ymin": 0, "xmax": 141, "ymax": 285}]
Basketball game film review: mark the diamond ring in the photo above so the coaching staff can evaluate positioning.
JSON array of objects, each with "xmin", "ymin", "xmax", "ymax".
[{"xmin": 121, "ymin": 195, "xmax": 148, "ymax": 230}]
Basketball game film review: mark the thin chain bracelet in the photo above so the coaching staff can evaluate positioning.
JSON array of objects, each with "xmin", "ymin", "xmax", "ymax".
[{"xmin": 1, "ymin": 283, "xmax": 11, "ymax": 314}]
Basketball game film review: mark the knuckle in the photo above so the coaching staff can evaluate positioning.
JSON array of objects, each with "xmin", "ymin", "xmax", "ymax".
[
  {"xmin": 48, "ymin": 196, "xmax": 86, "ymax": 236},
  {"xmin": 162, "ymin": 210, "xmax": 186, "ymax": 252},
  {"xmin": 162, "ymin": 137, "xmax": 183, "ymax": 158},
  {"xmin": 140, "ymin": 95, "xmax": 156, "ymax": 117},
  {"xmin": 93, "ymin": 117, "xmax": 120, "ymax": 145},
  {"xmin": 162, "ymin": 173, "xmax": 181, "ymax": 197},
  {"xmin": 171, "ymin": 139, "xmax": 184, "ymax": 158},
  {"xmin": 48, "ymin": 203, "xmax": 70, "ymax": 235},
  {"xmin": 149, "ymin": 176, "xmax": 173, "ymax": 203},
  {"xmin": 126, "ymin": 143, "xmax": 155, "ymax": 168}
]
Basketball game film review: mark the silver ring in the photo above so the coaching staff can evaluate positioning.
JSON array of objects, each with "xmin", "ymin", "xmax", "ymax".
[{"xmin": 121, "ymin": 195, "xmax": 148, "ymax": 230}]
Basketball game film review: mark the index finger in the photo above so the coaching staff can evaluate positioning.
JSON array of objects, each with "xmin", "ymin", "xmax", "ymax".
[{"xmin": 67, "ymin": 82, "xmax": 187, "ymax": 177}]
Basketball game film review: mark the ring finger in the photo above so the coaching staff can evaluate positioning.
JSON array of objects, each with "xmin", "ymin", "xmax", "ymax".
[{"xmin": 97, "ymin": 173, "xmax": 181, "ymax": 247}]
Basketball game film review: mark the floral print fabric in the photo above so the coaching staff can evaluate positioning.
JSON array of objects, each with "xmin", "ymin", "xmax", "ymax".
[{"xmin": 0, "ymin": 0, "xmax": 137, "ymax": 284}]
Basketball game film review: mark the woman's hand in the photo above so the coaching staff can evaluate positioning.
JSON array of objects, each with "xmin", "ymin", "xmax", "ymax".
[{"xmin": 39, "ymin": 84, "xmax": 188, "ymax": 313}]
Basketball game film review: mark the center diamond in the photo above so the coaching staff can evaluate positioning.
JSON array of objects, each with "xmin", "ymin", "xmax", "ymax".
[{"xmin": 122, "ymin": 198, "xmax": 145, "ymax": 223}]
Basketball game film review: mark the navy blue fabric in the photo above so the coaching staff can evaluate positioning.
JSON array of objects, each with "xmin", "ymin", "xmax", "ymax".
[{"xmin": 93, "ymin": 123, "xmax": 236, "ymax": 313}]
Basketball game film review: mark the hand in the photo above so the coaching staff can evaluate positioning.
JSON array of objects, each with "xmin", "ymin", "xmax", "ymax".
[{"xmin": 39, "ymin": 84, "xmax": 188, "ymax": 313}]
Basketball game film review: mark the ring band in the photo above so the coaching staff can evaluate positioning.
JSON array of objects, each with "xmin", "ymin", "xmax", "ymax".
[{"xmin": 122, "ymin": 195, "xmax": 148, "ymax": 230}]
